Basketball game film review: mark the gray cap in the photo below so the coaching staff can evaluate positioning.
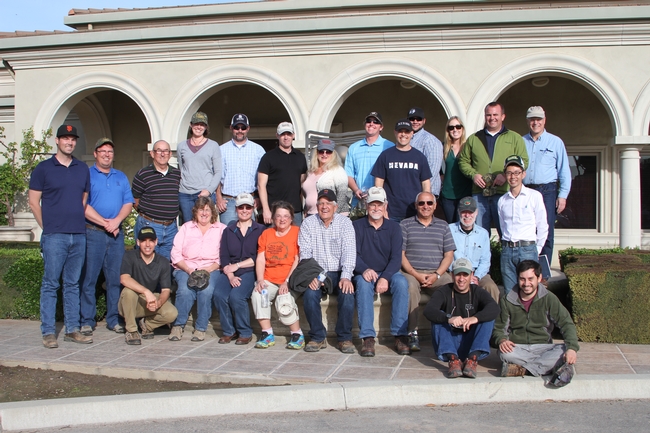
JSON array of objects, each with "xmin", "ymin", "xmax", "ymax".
[
  {"xmin": 526, "ymin": 106, "xmax": 545, "ymax": 119},
  {"xmin": 452, "ymin": 258, "xmax": 473, "ymax": 275},
  {"xmin": 367, "ymin": 186, "xmax": 387, "ymax": 204}
]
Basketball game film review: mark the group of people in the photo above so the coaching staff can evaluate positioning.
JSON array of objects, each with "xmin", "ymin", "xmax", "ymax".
[{"xmin": 27, "ymin": 101, "xmax": 576, "ymax": 386}]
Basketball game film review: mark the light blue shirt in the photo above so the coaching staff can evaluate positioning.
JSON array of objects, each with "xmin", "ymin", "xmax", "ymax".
[
  {"xmin": 411, "ymin": 128, "xmax": 443, "ymax": 196},
  {"xmin": 523, "ymin": 130, "xmax": 572, "ymax": 199},
  {"xmin": 448, "ymin": 222, "xmax": 491, "ymax": 280},
  {"xmin": 344, "ymin": 135, "xmax": 394, "ymax": 206},
  {"xmin": 87, "ymin": 164, "xmax": 134, "ymax": 220},
  {"xmin": 220, "ymin": 139, "xmax": 266, "ymax": 196}
]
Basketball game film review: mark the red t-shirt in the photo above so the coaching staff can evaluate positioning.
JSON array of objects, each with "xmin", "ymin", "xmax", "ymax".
[{"xmin": 258, "ymin": 225, "xmax": 300, "ymax": 285}]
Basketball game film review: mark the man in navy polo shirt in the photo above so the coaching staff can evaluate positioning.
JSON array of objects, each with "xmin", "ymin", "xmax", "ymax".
[
  {"xmin": 29, "ymin": 124, "xmax": 92, "ymax": 348},
  {"xmin": 80, "ymin": 137, "xmax": 134, "ymax": 336}
]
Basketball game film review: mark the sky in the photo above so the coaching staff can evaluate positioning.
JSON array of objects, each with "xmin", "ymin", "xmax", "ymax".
[{"xmin": 1, "ymin": 0, "xmax": 252, "ymax": 32}]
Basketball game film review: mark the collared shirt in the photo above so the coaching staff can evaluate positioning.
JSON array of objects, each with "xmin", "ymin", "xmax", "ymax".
[
  {"xmin": 523, "ymin": 129, "xmax": 572, "ymax": 199},
  {"xmin": 257, "ymin": 146, "xmax": 308, "ymax": 211},
  {"xmin": 220, "ymin": 139, "xmax": 266, "ymax": 196},
  {"xmin": 171, "ymin": 220, "xmax": 227, "ymax": 270},
  {"xmin": 299, "ymin": 213, "xmax": 356, "ymax": 280},
  {"xmin": 344, "ymin": 135, "xmax": 394, "ymax": 205},
  {"xmin": 353, "ymin": 217, "xmax": 403, "ymax": 281},
  {"xmin": 497, "ymin": 185, "xmax": 549, "ymax": 254},
  {"xmin": 401, "ymin": 216, "xmax": 456, "ymax": 270},
  {"xmin": 132, "ymin": 164, "xmax": 181, "ymax": 221},
  {"xmin": 448, "ymin": 222, "xmax": 491, "ymax": 279},
  {"xmin": 87, "ymin": 164, "xmax": 134, "ymax": 220},
  {"xmin": 410, "ymin": 128, "xmax": 444, "ymax": 196}
]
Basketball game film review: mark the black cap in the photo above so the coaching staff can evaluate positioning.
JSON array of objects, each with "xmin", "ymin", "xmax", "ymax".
[
  {"xmin": 137, "ymin": 227, "xmax": 157, "ymax": 241},
  {"xmin": 395, "ymin": 118, "xmax": 413, "ymax": 132},
  {"xmin": 407, "ymin": 107, "xmax": 425, "ymax": 119},
  {"xmin": 457, "ymin": 196, "xmax": 477, "ymax": 213},
  {"xmin": 231, "ymin": 113, "xmax": 250, "ymax": 128},
  {"xmin": 56, "ymin": 124, "xmax": 79, "ymax": 138},
  {"xmin": 317, "ymin": 189, "xmax": 337, "ymax": 202},
  {"xmin": 365, "ymin": 112, "xmax": 383, "ymax": 124}
]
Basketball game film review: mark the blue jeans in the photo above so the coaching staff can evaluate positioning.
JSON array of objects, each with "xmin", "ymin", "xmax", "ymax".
[
  {"xmin": 80, "ymin": 227, "xmax": 125, "ymax": 329},
  {"xmin": 528, "ymin": 183, "xmax": 557, "ymax": 263},
  {"xmin": 219, "ymin": 197, "xmax": 238, "ymax": 226},
  {"xmin": 212, "ymin": 271, "xmax": 256, "ymax": 337},
  {"xmin": 40, "ymin": 233, "xmax": 86, "ymax": 336},
  {"xmin": 432, "ymin": 320, "xmax": 494, "ymax": 361},
  {"xmin": 440, "ymin": 196, "xmax": 460, "ymax": 223},
  {"xmin": 302, "ymin": 271, "xmax": 355, "ymax": 342},
  {"xmin": 354, "ymin": 272, "xmax": 409, "ymax": 338},
  {"xmin": 179, "ymin": 192, "xmax": 216, "ymax": 225},
  {"xmin": 172, "ymin": 269, "xmax": 218, "ymax": 331},
  {"xmin": 134, "ymin": 215, "xmax": 178, "ymax": 260},
  {"xmin": 474, "ymin": 193, "xmax": 503, "ymax": 237},
  {"xmin": 501, "ymin": 244, "xmax": 539, "ymax": 294}
]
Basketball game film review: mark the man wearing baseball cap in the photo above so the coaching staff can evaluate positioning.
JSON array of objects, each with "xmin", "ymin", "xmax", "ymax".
[
  {"xmin": 344, "ymin": 112, "xmax": 395, "ymax": 208},
  {"xmin": 216, "ymin": 113, "xmax": 266, "ymax": 225},
  {"xmin": 258, "ymin": 122, "xmax": 308, "ymax": 225},
  {"xmin": 118, "ymin": 227, "xmax": 178, "ymax": 345},
  {"xmin": 423, "ymin": 258, "xmax": 499, "ymax": 379},
  {"xmin": 523, "ymin": 106, "xmax": 571, "ymax": 265},
  {"xmin": 371, "ymin": 119, "xmax": 432, "ymax": 222},
  {"xmin": 407, "ymin": 107, "xmax": 444, "ymax": 198},
  {"xmin": 497, "ymin": 155, "xmax": 548, "ymax": 293},
  {"xmin": 353, "ymin": 186, "xmax": 411, "ymax": 357},
  {"xmin": 29, "ymin": 124, "xmax": 92, "ymax": 348}
]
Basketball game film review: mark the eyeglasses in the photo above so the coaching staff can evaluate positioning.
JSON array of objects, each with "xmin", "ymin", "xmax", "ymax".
[
  {"xmin": 417, "ymin": 201, "xmax": 434, "ymax": 207},
  {"xmin": 318, "ymin": 149, "xmax": 333, "ymax": 155},
  {"xmin": 365, "ymin": 119, "xmax": 381, "ymax": 125},
  {"xmin": 233, "ymin": 126, "xmax": 248, "ymax": 131},
  {"xmin": 237, "ymin": 204, "xmax": 253, "ymax": 210},
  {"xmin": 408, "ymin": 117, "xmax": 423, "ymax": 122},
  {"xmin": 447, "ymin": 124, "xmax": 463, "ymax": 131},
  {"xmin": 505, "ymin": 171, "xmax": 523, "ymax": 177},
  {"xmin": 153, "ymin": 149, "xmax": 170, "ymax": 155},
  {"xmin": 96, "ymin": 149, "xmax": 114, "ymax": 155}
]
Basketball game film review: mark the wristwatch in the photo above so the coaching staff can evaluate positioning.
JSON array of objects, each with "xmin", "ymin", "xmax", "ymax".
[{"xmin": 434, "ymin": 271, "xmax": 441, "ymax": 279}]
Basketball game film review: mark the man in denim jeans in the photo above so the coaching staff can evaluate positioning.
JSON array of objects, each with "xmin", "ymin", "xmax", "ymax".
[
  {"xmin": 497, "ymin": 155, "xmax": 548, "ymax": 293},
  {"xmin": 28, "ymin": 124, "xmax": 92, "ymax": 348},
  {"xmin": 80, "ymin": 138, "xmax": 134, "ymax": 336}
]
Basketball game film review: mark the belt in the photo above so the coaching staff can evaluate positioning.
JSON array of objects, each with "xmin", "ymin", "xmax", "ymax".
[
  {"xmin": 85, "ymin": 223, "xmax": 104, "ymax": 231},
  {"xmin": 527, "ymin": 182, "xmax": 555, "ymax": 189},
  {"xmin": 140, "ymin": 213, "xmax": 175, "ymax": 226},
  {"xmin": 502, "ymin": 240, "xmax": 536, "ymax": 248}
]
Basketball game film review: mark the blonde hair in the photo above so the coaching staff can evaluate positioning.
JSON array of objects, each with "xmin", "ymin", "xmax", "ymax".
[
  {"xmin": 443, "ymin": 116, "xmax": 467, "ymax": 159},
  {"xmin": 308, "ymin": 147, "xmax": 343, "ymax": 174}
]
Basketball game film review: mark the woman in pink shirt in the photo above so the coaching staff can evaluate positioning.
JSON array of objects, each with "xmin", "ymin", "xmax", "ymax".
[{"xmin": 169, "ymin": 196, "xmax": 226, "ymax": 342}]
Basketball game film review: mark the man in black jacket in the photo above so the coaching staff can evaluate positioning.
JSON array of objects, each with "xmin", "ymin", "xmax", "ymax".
[{"xmin": 423, "ymin": 258, "xmax": 500, "ymax": 379}]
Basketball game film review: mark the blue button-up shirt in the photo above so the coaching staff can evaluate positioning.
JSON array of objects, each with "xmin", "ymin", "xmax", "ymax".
[
  {"xmin": 344, "ymin": 136, "xmax": 394, "ymax": 206},
  {"xmin": 523, "ymin": 130, "xmax": 572, "ymax": 199},
  {"xmin": 448, "ymin": 222, "xmax": 491, "ymax": 280},
  {"xmin": 220, "ymin": 139, "xmax": 266, "ymax": 196}
]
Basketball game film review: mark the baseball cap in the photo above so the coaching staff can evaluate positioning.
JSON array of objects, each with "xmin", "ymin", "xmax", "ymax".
[
  {"xmin": 191, "ymin": 111, "xmax": 209, "ymax": 125},
  {"xmin": 395, "ymin": 118, "xmax": 413, "ymax": 132},
  {"xmin": 317, "ymin": 138, "xmax": 335, "ymax": 152},
  {"xmin": 504, "ymin": 155, "xmax": 525, "ymax": 170},
  {"xmin": 365, "ymin": 112, "xmax": 383, "ymax": 124},
  {"xmin": 276, "ymin": 293, "xmax": 299, "ymax": 324},
  {"xmin": 94, "ymin": 137, "xmax": 114, "ymax": 150},
  {"xmin": 137, "ymin": 227, "xmax": 157, "ymax": 241},
  {"xmin": 277, "ymin": 121, "xmax": 294, "ymax": 135},
  {"xmin": 317, "ymin": 189, "xmax": 337, "ymax": 202},
  {"xmin": 452, "ymin": 258, "xmax": 473, "ymax": 275},
  {"xmin": 526, "ymin": 106, "xmax": 546, "ymax": 119},
  {"xmin": 235, "ymin": 192, "xmax": 255, "ymax": 207},
  {"xmin": 56, "ymin": 124, "xmax": 79, "ymax": 138},
  {"xmin": 231, "ymin": 113, "xmax": 250, "ymax": 128},
  {"xmin": 407, "ymin": 107, "xmax": 425, "ymax": 119},
  {"xmin": 457, "ymin": 196, "xmax": 477, "ymax": 213},
  {"xmin": 366, "ymin": 186, "xmax": 387, "ymax": 204}
]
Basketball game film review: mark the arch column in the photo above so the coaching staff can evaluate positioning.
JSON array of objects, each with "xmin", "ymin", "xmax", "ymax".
[{"xmin": 615, "ymin": 137, "xmax": 649, "ymax": 248}]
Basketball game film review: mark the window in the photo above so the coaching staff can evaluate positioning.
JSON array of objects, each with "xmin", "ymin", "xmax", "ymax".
[
  {"xmin": 642, "ymin": 155, "xmax": 650, "ymax": 230},
  {"xmin": 557, "ymin": 155, "xmax": 598, "ymax": 229}
]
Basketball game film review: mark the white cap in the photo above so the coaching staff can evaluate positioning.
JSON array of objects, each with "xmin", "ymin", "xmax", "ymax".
[
  {"xmin": 367, "ymin": 186, "xmax": 387, "ymax": 204},
  {"xmin": 277, "ymin": 121, "xmax": 294, "ymax": 135}
]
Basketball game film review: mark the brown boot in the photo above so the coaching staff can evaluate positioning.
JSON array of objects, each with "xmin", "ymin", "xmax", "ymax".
[
  {"xmin": 360, "ymin": 337, "xmax": 376, "ymax": 357},
  {"xmin": 501, "ymin": 361, "xmax": 526, "ymax": 377}
]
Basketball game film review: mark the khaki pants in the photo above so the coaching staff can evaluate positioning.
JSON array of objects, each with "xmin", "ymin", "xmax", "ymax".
[
  {"xmin": 476, "ymin": 274, "xmax": 501, "ymax": 303},
  {"xmin": 403, "ymin": 269, "xmax": 453, "ymax": 332},
  {"xmin": 250, "ymin": 281, "xmax": 299, "ymax": 326},
  {"xmin": 118, "ymin": 288, "xmax": 178, "ymax": 333}
]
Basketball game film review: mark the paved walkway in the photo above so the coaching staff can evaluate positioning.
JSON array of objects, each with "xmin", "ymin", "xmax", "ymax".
[{"xmin": 1, "ymin": 319, "xmax": 649, "ymax": 385}]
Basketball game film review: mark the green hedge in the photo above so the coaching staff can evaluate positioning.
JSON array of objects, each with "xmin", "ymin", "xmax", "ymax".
[{"xmin": 561, "ymin": 248, "xmax": 650, "ymax": 344}]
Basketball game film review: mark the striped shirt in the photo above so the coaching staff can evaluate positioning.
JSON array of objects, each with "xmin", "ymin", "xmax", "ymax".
[
  {"xmin": 132, "ymin": 164, "xmax": 181, "ymax": 221},
  {"xmin": 298, "ymin": 213, "xmax": 356, "ymax": 280},
  {"xmin": 410, "ymin": 128, "xmax": 444, "ymax": 196},
  {"xmin": 401, "ymin": 216, "xmax": 456, "ymax": 270}
]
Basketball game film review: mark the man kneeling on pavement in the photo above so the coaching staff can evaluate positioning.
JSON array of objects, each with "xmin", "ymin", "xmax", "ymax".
[
  {"xmin": 424, "ymin": 258, "xmax": 499, "ymax": 378},
  {"xmin": 118, "ymin": 227, "xmax": 178, "ymax": 345},
  {"xmin": 492, "ymin": 260, "xmax": 579, "ymax": 387}
]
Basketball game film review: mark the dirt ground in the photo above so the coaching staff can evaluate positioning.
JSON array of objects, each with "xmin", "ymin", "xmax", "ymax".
[{"xmin": 0, "ymin": 365, "xmax": 259, "ymax": 403}]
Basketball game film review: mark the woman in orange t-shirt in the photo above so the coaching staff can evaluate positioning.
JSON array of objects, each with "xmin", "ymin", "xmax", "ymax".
[{"xmin": 251, "ymin": 201, "xmax": 304, "ymax": 350}]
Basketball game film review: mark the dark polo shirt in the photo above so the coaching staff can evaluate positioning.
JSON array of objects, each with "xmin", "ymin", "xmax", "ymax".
[{"xmin": 257, "ymin": 146, "xmax": 307, "ymax": 212}]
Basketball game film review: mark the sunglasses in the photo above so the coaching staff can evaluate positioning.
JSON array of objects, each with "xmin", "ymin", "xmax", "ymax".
[
  {"xmin": 236, "ymin": 204, "xmax": 253, "ymax": 210},
  {"xmin": 365, "ymin": 119, "xmax": 381, "ymax": 125},
  {"xmin": 447, "ymin": 124, "xmax": 463, "ymax": 131},
  {"xmin": 417, "ymin": 201, "xmax": 435, "ymax": 207},
  {"xmin": 233, "ymin": 126, "xmax": 248, "ymax": 131},
  {"xmin": 408, "ymin": 117, "xmax": 423, "ymax": 122},
  {"xmin": 318, "ymin": 149, "xmax": 333, "ymax": 155}
]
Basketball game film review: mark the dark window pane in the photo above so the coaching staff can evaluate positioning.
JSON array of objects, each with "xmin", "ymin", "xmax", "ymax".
[
  {"xmin": 557, "ymin": 155, "xmax": 598, "ymax": 229},
  {"xmin": 642, "ymin": 156, "xmax": 650, "ymax": 230}
]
